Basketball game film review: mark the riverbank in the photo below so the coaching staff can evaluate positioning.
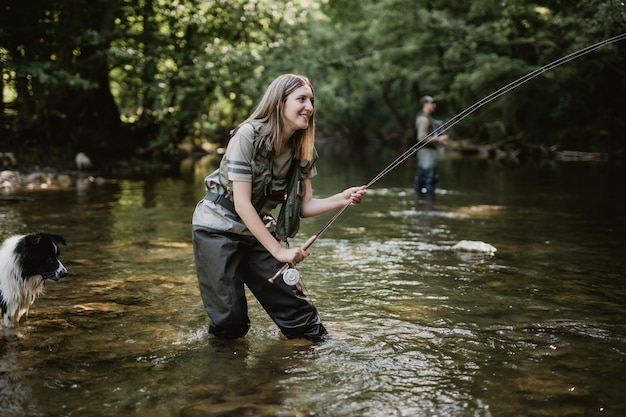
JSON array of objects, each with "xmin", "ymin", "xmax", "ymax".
[
  {"xmin": 0, "ymin": 168, "xmax": 107, "ymax": 196},
  {"xmin": 0, "ymin": 149, "xmax": 188, "ymax": 196}
]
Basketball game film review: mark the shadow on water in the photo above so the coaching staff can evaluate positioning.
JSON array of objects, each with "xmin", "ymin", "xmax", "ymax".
[{"xmin": 1, "ymin": 154, "xmax": 626, "ymax": 416}]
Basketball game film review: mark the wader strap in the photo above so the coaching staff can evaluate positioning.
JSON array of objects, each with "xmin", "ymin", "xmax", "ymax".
[{"xmin": 204, "ymin": 192, "xmax": 235, "ymax": 213}]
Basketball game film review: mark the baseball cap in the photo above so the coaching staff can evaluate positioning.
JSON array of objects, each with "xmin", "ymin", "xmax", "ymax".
[{"xmin": 420, "ymin": 95, "xmax": 435, "ymax": 104}]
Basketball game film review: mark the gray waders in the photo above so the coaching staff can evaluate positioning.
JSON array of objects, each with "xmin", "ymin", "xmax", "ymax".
[{"xmin": 192, "ymin": 227, "xmax": 327, "ymax": 342}]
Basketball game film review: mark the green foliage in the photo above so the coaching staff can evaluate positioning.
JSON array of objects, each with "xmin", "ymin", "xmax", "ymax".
[
  {"xmin": 109, "ymin": 0, "xmax": 319, "ymax": 151},
  {"xmin": 301, "ymin": 0, "xmax": 626, "ymax": 153},
  {"xmin": 1, "ymin": 0, "xmax": 625, "ymax": 168}
]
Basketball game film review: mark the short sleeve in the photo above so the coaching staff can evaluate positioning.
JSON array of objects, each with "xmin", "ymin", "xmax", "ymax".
[
  {"xmin": 416, "ymin": 115, "xmax": 430, "ymax": 141},
  {"xmin": 225, "ymin": 123, "xmax": 256, "ymax": 182},
  {"xmin": 302, "ymin": 146, "xmax": 318, "ymax": 179}
]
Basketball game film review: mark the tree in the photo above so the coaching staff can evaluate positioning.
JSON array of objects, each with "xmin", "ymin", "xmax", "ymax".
[
  {"xmin": 1, "ymin": 0, "xmax": 317, "ymax": 169},
  {"xmin": 1, "ymin": 0, "xmax": 625, "ymax": 170},
  {"xmin": 1, "ymin": 0, "xmax": 125, "ymax": 164},
  {"xmin": 296, "ymin": 0, "xmax": 626, "ymax": 155}
]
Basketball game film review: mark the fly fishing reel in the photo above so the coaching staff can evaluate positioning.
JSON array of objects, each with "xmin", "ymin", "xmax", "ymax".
[
  {"xmin": 268, "ymin": 234, "xmax": 318, "ymax": 285},
  {"xmin": 282, "ymin": 267, "xmax": 301, "ymax": 285}
]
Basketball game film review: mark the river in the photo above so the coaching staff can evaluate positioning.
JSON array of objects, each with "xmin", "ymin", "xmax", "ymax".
[{"xmin": 1, "ymin": 151, "xmax": 625, "ymax": 417}]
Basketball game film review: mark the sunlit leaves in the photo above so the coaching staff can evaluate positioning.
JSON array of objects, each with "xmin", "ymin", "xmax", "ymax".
[
  {"xmin": 107, "ymin": 0, "xmax": 320, "ymax": 148},
  {"xmin": 1, "ymin": 0, "xmax": 624, "ymax": 161},
  {"xmin": 298, "ymin": 0, "xmax": 626, "ymax": 150}
]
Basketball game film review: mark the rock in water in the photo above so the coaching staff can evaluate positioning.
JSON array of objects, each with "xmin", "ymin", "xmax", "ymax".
[{"xmin": 451, "ymin": 240, "xmax": 497, "ymax": 255}]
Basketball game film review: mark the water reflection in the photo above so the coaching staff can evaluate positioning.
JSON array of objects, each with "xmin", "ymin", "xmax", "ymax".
[{"xmin": 1, "ymin": 156, "xmax": 625, "ymax": 416}]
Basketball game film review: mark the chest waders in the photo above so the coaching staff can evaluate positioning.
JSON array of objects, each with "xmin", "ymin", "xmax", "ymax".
[
  {"xmin": 415, "ymin": 112, "xmax": 442, "ymax": 195},
  {"xmin": 193, "ymin": 124, "xmax": 327, "ymax": 342}
]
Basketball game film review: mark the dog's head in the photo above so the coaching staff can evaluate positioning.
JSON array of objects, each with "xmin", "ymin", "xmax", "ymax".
[{"xmin": 17, "ymin": 232, "xmax": 68, "ymax": 281}]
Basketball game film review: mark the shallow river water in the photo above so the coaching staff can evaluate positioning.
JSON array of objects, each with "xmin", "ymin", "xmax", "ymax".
[{"xmin": 1, "ymin": 152, "xmax": 625, "ymax": 417}]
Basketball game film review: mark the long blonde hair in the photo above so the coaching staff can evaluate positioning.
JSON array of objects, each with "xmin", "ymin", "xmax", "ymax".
[{"xmin": 242, "ymin": 74, "xmax": 316, "ymax": 162}]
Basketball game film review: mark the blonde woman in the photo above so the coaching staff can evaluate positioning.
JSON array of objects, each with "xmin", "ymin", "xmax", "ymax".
[{"xmin": 192, "ymin": 74, "xmax": 366, "ymax": 342}]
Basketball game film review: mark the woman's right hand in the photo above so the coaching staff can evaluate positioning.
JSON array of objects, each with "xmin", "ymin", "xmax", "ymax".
[{"xmin": 275, "ymin": 246, "xmax": 310, "ymax": 266}]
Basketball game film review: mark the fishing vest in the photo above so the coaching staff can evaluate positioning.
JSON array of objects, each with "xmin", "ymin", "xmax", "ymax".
[
  {"xmin": 242, "ymin": 122, "xmax": 316, "ymax": 210},
  {"xmin": 210, "ymin": 121, "xmax": 317, "ymax": 242},
  {"xmin": 415, "ymin": 111, "xmax": 443, "ymax": 149},
  {"xmin": 415, "ymin": 111, "xmax": 435, "ymax": 135}
]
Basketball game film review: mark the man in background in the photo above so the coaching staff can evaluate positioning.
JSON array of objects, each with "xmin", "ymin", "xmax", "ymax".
[{"xmin": 414, "ymin": 95, "xmax": 448, "ymax": 200}]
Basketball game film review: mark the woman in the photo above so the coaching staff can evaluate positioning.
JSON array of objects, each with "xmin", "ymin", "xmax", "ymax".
[{"xmin": 192, "ymin": 74, "xmax": 366, "ymax": 342}]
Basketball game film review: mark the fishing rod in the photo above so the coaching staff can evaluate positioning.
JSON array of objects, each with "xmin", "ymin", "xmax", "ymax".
[
  {"xmin": 368, "ymin": 32, "xmax": 626, "ymax": 186},
  {"xmin": 269, "ymin": 203, "xmax": 350, "ymax": 284},
  {"xmin": 269, "ymin": 32, "xmax": 626, "ymax": 284}
]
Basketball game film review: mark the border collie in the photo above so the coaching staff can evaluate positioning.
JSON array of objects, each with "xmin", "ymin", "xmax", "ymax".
[{"xmin": 0, "ymin": 232, "xmax": 67, "ymax": 327}]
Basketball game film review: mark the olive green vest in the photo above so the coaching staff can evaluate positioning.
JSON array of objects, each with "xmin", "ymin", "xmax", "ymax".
[{"xmin": 216, "ymin": 122, "xmax": 317, "ymax": 241}]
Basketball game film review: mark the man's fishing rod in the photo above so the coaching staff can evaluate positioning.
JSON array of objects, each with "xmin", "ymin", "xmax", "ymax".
[{"xmin": 269, "ymin": 32, "xmax": 626, "ymax": 284}]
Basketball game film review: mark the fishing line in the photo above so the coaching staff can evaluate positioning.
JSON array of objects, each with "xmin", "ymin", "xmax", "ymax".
[
  {"xmin": 367, "ymin": 32, "xmax": 626, "ymax": 187},
  {"xmin": 269, "ymin": 32, "xmax": 626, "ymax": 284}
]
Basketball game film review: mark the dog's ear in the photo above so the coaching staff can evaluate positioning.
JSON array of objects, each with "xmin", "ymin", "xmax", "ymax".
[
  {"xmin": 49, "ymin": 234, "xmax": 67, "ymax": 246},
  {"xmin": 25, "ymin": 232, "xmax": 66, "ymax": 246},
  {"xmin": 25, "ymin": 233, "xmax": 43, "ymax": 245}
]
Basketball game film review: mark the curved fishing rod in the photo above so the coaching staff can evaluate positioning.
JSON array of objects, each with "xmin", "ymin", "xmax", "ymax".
[
  {"xmin": 269, "ymin": 32, "xmax": 626, "ymax": 284},
  {"xmin": 368, "ymin": 32, "xmax": 626, "ymax": 186}
]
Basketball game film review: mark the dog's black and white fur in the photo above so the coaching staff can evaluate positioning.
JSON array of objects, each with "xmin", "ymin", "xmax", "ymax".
[{"xmin": 0, "ymin": 232, "xmax": 67, "ymax": 327}]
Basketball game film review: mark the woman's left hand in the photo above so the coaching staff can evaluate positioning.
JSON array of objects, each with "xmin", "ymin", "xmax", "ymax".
[
  {"xmin": 344, "ymin": 185, "xmax": 367, "ymax": 205},
  {"xmin": 300, "ymin": 182, "xmax": 367, "ymax": 218}
]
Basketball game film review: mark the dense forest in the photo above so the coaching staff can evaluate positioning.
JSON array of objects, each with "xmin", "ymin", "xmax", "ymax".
[{"xmin": 1, "ymin": 0, "xmax": 625, "ymax": 172}]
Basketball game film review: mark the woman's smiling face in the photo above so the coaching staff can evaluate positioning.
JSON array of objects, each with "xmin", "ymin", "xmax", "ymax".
[{"xmin": 282, "ymin": 84, "xmax": 314, "ymax": 138}]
